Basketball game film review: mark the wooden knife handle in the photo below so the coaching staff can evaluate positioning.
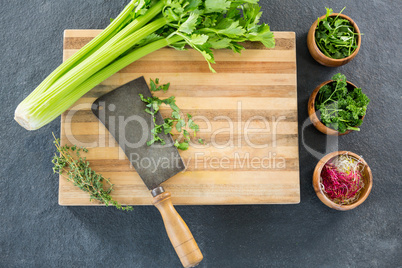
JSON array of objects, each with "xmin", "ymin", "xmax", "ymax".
[{"xmin": 152, "ymin": 191, "xmax": 203, "ymax": 268}]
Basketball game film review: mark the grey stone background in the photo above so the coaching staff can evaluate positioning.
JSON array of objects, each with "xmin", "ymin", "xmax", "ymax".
[{"xmin": 1, "ymin": 0, "xmax": 401, "ymax": 267}]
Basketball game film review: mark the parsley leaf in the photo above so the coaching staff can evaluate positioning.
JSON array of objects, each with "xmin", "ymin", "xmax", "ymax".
[
  {"xmin": 150, "ymin": 78, "xmax": 170, "ymax": 92},
  {"xmin": 315, "ymin": 73, "xmax": 370, "ymax": 133},
  {"xmin": 162, "ymin": 0, "xmax": 275, "ymax": 72},
  {"xmin": 174, "ymin": 140, "xmax": 189, "ymax": 151},
  {"xmin": 179, "ymin": 12, "xmax": 199, "ymax": 34},
  {"xmin": 139, "ymin": 78, "xmax": 201, "ymax": 150},
  {"xmin": 205, "ymin": 0, "xmax": 231, "ymax": 14}
]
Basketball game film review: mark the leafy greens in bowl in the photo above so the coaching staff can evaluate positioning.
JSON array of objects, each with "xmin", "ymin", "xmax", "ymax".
[
  {"xmin": 307, "ymin": 7, "xmax": 362, "ymax": 67},
  {"xmin": 315, "ymin": 7, "xmax": 361, "ymax": 59},
  {"xmin": 308, "ymin": 73, "xmax": 370, "ymax": 135}
]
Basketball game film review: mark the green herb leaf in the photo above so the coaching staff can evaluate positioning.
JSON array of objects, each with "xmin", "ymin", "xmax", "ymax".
[
  {"xmin": 176, "ymin": 118, "xmax": 185, "ymax": 132},
  {"xmin": 150, "ymin": 78, "xmax": 170, "ymax": 92},
  {"xmin": 52, "ymin": 134, "xmax": 132, "ymax": 211},
  {"xmin": 209, "ymin": 37, "xmax": 232, "ymax": 49},
  {"xmin": 174, "ymin": 140, "xmax": 190, "ymax": 150},
  {"xmin": 150, "ymin": 79, "xmax": 157, "ymax": 91},
  {"xmin": 315, "ymin": 7, "xmax": 361, "ymax": 59},
  {"xmin": 205, "ymin": 0, "xmax": 231, "ymax": 13},
  {"xmin": 315, "ymin": 73, "xmax": 370, "ymax": 133},
  {"xmin": 179, "ymin": 12, "xmax": 199, "ymax": 34},
  {"xmin": 139, "ymin": 80, "xmax": 201, "ymax": 150}
]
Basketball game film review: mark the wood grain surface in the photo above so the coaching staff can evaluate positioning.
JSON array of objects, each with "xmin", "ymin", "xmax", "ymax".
[{"xmin": 59, "ymin": 30, "xmax": 299, "ymax": 205}]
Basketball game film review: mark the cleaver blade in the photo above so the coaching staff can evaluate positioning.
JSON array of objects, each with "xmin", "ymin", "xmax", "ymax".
[
  {"xmin": 91, "ymin": 77, "xmax": 185, "ymax": 190},
  {"xmin": 91, "ymin": 76, "xmax": 202, "ymax": 268}
]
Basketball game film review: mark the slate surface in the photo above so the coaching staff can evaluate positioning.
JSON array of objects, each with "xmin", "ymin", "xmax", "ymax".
[{"xmin": 0, "ymin": 1, "xmax": 401, "ymax": 267}]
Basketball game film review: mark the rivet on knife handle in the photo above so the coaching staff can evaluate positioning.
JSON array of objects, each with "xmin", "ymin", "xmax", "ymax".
[{"xmin": 152, "ymin": 186, "xmax": 203, "ymax": 268}]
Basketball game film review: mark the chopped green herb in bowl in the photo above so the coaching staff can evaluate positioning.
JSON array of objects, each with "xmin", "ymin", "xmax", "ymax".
[
  {"xmin": 307, "ymin": 7, "xmax": 362, "ymax": 67},
  {"xmin": 308, "ymin": 73, "xmax": 370, "ymax": 135}
]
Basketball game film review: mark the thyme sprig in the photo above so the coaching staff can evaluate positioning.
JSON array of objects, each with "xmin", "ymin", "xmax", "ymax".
[{"xmin": 52, "ymin": 134, "xmax": 133, "ymax": 211}]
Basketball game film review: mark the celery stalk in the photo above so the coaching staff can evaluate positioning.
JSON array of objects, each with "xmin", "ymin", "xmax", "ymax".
[
  {"xmin": 28, "ymin": 0, "xmax": 138, "ymax": 101},
  {"xmin": 32, "ymin": 17, "xmax": 167, "ymax": 113},
  {"xmin": 35, "ymin": 35, "xmax": 184, "ymax": 128},
  {"xmin": 15, "ymin": 0, "xmax": 276, "ymax": 130},
  {"xmin": 15, "ymin": 15, "xmax": 168, "ymax": 130}
]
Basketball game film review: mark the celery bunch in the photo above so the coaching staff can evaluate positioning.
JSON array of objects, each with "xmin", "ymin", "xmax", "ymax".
[{"xmin": 15, "ymin": 0, "xmax": 275, "ymax": 130}]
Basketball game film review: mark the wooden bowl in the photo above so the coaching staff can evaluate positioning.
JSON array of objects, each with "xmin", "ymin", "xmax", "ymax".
[
  {"xmin": 308, "ymin": 80, "xmax": 364, "ymax": 136},
  {"xmin": 307, "ymin": 13, "xmax": 361, "ymax": 67},
  {"xmin": 313, "ymin": 151, "xmax": 373, "ymax": 211}
]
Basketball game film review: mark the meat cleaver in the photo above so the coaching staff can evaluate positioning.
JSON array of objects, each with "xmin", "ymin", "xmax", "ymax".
[{"xmin": 91, "ymin": 77, "xmax": 203, "ymax": 268}]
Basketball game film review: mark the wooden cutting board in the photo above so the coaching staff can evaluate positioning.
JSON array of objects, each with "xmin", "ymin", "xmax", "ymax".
[{"xmin": 59, "ymin": 30, "xmax": 299, "ymax": 205}]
